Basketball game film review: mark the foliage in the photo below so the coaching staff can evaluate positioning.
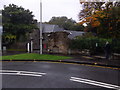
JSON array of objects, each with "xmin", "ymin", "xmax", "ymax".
[
  {"xmin": 79, "ymin": 1, "xmax": 120, "ymax": 21},
  {"xmin": 79, "ymin": 2, "xmax": 104, "ymax": 21},
  {"xmin": 2, "ymin": 33, "xmax": 16, "ymax": 45},
  {"xmin": 80, "ymin": 15, "xmax": 100, "ymax": 28},
  {"xmin": 111, "ymin": 39, "xmax": 120, "ymax": 53},
  {"xmin": 76, "ymin": 32, "xmax": 95, "ymax": 38},
  {"xmin": 46, "ymin": 16, "xmax": 84, "ymax": 31},
  {"xmin": 96, "ymin": 7, "xmax": 120, "ymax": 38},
  {"xmin": 72, "ymin": 23, "xmax": 84, "ymax": 31},
  {"xmin": 2, "ymin": 4, "xmax": 37, "ymax": 45},
  {"xmin": 69, "ymin": 35, "xmax": 120, "ymax": 54},
  {"xmin": 79, "ymin": 3, "xmax": 120, "ymax": 38}
]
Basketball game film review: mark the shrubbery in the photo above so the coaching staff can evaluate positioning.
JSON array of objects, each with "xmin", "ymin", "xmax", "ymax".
[
  {"xmin": 69, "ymin": 37, "xmax": 120, "ymax": 54},
  {"xmin": 112, "ymin": 39, "xmax": 120, "ymax": 53}
]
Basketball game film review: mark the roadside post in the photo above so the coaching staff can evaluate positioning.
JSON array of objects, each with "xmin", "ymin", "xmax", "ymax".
[
  {"xmin": 27, "ymin": 43, "xmax": 30, "ymax": 53},
  {"xmin": 31, "ymin": 40, "xmax": 33, "ymax": 53}
]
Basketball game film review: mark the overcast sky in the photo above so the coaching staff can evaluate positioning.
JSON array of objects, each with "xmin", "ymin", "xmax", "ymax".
[{"xmin": 0, "ymin": 0, "xmax": 82, "ymax": 22}]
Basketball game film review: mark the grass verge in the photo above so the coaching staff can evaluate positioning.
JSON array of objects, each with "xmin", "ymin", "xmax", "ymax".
[{"xmin": 1, "ymin": 53, "xmax": 72, "ymax": 60}]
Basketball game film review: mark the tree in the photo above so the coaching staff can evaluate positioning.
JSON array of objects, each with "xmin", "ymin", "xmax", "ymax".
[
  {"xmin": 96, "ymin": 7, "xmax": 120, "ymax": 38},
  {"xmin": 47, "ymin": 16, "xmax": 75, "ymax": 30},
  {"xmin": 79, "ymin": 2, "xmax": 104, "ymax": 21},
  {"xmin": 46, "ymin": 16, "xmax": 84, "ymax": 31},
  {"xmin": 2, "ymin": 4, "xmax": 37, "ymax": 45},
  {"xmin": 79, "ymin": 1, "xmax": 120, "ymax": 20},
  {"xmin": 72, "ymin": 23, "xmax": 84, "ymax": 31},
  {"xmin": 79, "ymin": 1, "xmax": 120, "ymax": 38}
]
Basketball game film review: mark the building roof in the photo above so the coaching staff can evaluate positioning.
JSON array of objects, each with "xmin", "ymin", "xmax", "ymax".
[
  {"xmin": 64, "ymin": 30, "xmax": 84, "ymax": 39},
  {"xmin": 37, "ymin": 23, "xmax": 63, "ymax": 33},
  {"xmin": 37, "ymin": 23, "xmax": 85, "ymax": 39}
]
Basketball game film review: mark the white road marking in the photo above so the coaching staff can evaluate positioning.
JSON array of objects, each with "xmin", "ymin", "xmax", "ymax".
[
  {"xmin": 70, "ymin": 77, "xmax": 120, "ymax": 90},
  {"xmin": 0, "ymin": 73, "xmax": 42, "ymax": 77},
  {"xmin": 0, "ymin": 70, "xmax": 46, "ymax": 75},
  {"xmin": 0, "ymin": 70, "xmax": 46, "ymax": 77}
]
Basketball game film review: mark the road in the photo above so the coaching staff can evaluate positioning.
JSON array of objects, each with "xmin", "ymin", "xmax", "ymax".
[{"xmin": 1, "ymin": 61, "xmax": 120, "ymax": 89}]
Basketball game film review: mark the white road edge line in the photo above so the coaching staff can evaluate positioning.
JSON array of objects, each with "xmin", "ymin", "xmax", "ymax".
[
  {"xmin": 0, "ymin": 70, "xmax": 46, "ymax": 75},
  {"xmin": 70, "ymin": 77, "xmax": 120, "ymax": 90},
  {"xmin": 71, "ymin": 77, "xmax": 119, "ymax": 88},
  {"xmin": 0, "ymin": 73, "xmax": 42, "ymax": 77},
  {"xmin": 70, "ymin": 79, "xmax": 118, "ymax": 89},
  {"xmin": 0, "ymin": 70, "xmax": 46, "ymax": 77}
]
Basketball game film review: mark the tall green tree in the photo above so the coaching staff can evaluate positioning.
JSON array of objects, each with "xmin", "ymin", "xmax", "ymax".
[
  {"xmin": 2, "ymin": 4, "xmax": 37, "ymax": 45},
  {"xmin": 46, "ymin": 16, "xmax": 84, "ymax": 31},
  {"xmin": 47, "ymin": 16, "xmax": 76, "ymax": 30}
]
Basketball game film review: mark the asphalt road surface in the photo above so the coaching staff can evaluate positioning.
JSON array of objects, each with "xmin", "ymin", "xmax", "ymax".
[{"xmin": 1, "ymin": 61, "xmax": 120, "ymax": 89}]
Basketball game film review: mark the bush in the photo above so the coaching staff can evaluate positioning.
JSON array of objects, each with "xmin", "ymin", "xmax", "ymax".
[
  {"xmin": 69, "ymin": 37, "xmax": 120, "ymax": 54},
  {"xmin": 112, "ymin": 39, "xmax": 120, "ymax": 53}
]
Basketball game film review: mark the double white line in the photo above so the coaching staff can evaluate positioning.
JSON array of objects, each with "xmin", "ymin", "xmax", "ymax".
[
  {"xmin": 0, "ymin": 70, "xmax": 46, "ymax": 77},
  {"xmin": 70, "ymin": 77, "xmax": 120, "ymax": 90}
]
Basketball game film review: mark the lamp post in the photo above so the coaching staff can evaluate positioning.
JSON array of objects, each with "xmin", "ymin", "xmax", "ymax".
[
  {"xmin": 0, "ymin": 12, "xmax": 2, "ymax": 55},
  {"xmin": 40, "ymin": 0, "xmax": 42, "ymax": 54},
  {"xmin": 0, "ymin": 10, "xmax": 2, "ymax": 90},
  {"xmin": 30, "ymin": 36, "xmax": 33, "ymax": 53}
]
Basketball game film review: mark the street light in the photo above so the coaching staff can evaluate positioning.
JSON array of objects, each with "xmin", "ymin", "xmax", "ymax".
[
  {"xmin": 40, "ymin": 0, "xmax": 42, "ymax": 54},
  {"xmin": 0, "ymin": 11, "xmax": 2, "ymax": 55}
]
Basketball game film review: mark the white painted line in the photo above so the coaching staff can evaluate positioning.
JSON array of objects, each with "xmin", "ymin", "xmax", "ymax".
[
  {"xmin": 70, "ymin": 79, "xmax": 118, "ymax": 89},
  {"xmin": 71, "ymin": 77, "xmax": 119, "ymax": 88},
  {"xmin": 0, "ymin": 73, "xmax": 42, "ymax": 77},
  {"xmin": 0, "ymin": 70, "xmax": 46, "ymax": 75},
  {"xmin": 0, "ymin": 70, "xmax": 46, "ymax": 77},
  {"xmin": 70, "ymin": 77, "xmax": 120, "ymax": 90}
]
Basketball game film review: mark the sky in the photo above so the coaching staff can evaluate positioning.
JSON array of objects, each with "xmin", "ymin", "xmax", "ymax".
[{"xmin": 0, "ymin": 0, "xmax": 82, "ymax": 22}]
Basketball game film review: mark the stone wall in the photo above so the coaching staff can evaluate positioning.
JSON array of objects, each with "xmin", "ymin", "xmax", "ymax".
[{"xmin": 44, "ymin": 31, "xmax": 70, "ymax": 54}]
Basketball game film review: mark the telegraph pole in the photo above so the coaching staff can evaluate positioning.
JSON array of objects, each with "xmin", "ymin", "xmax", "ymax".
[{"xmin": 40, "ymin": 0, "xmax": 42, "ymax": 54}]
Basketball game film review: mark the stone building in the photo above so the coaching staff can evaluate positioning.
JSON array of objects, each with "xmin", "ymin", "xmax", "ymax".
[
  {"xmin": 31, "ymin": 24, "xmax": 70, "ymax": 54},
  {"xmin": 34, "ymin": 24, "xmax": 84, "ymax": 54},
  {"xmin": 6, "ymin": 23, "xmax": 84, "ymax": 54}
]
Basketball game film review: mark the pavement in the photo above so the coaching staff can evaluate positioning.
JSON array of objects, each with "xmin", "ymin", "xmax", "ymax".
[
  {"xmin": 2, "ymin": 51, "xmax": 120, "ymax": 69},
  {"xmin": 2, "ymin": 61, "xmax": 120, "ymax": 89},
  {"xmin": 65, "ymin": 54, "xmax": 120, "ymax": 68}
]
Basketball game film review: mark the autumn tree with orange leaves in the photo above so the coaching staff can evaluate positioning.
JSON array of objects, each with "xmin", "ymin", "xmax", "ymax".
[
  {"xmin": 95, "ymin": 7, "xmax": 120, "ymax": 38},
  {"xmin": 79, "ymin": 2, "xmax": 120, "ymax": 38}
]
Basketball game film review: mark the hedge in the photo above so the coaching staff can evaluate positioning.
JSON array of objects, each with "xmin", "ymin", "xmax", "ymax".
[{"xmin": 69, "ymin": 37, "xmax": 120, "ymax": 54}]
